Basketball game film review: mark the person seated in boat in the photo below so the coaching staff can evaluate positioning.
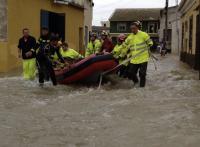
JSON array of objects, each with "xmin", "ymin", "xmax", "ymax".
[
  {"xmin": 112, "ymin": 34, "xmax": 128, "ymax": 78},
  {"xmin": 85, "ymin": 33, "xmax": 102, "ymax": 57},
  {"xmin": 60, "ymin": 42, "xmax": 83, "ymax": 63},
  {"xmin": 101, "ymin": 31, "xmax": 114, "ymax": 53}
]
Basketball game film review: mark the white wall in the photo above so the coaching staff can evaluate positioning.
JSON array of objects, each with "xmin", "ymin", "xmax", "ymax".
[
  {"xmin": 84, "ymin": 0, "xmax": 93, "ymax": 47},
  {"xmin": 159, "ymin": 6, "xmax": 181, "ymax": 54}
]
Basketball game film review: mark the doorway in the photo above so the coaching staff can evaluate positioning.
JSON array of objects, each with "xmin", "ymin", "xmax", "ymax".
[{"xmin": 41, "ymin": 10, "xmax": 65, "ymax": 41}]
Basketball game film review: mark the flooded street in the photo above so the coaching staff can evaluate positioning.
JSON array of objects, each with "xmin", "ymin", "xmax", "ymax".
[{"xmin": 1, "ymin": 55, "xmax": 200, "ymax": 147}]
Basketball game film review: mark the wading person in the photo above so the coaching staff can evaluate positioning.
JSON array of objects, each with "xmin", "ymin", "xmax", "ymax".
[
  {"xmin": 112, "ymin": 34, "xmax": 128, "ymax": 77},
  {"xmin": 18, "ymin": 28, "xmax": 37, "ymax": 80},
  {"xmin": 101, "ymin": 31, "xmax": 113, "ymax": 53},
  {"xmin": 124, "ymin": 22, "xmax": 153, "ymax": 87},
  {"xmin": 37, "ymin": 36, "xmax": 65, "ymax": 86},
  {"xmin": 37, "ymin": 27, "xmax": 50, "ymax": 81},
  {"xmin": 85, "ymin": 33, "xmax": 102, "ymax": 57}
]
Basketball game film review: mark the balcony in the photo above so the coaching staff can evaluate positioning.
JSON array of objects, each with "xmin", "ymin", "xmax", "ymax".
[{"xmin": 54, "ymin": 0, "xmax": 84, "ymax": 8}]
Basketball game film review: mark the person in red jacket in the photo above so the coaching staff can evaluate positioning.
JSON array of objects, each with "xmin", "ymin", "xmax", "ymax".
[{"xmin": 101, "ymin": 31, "xmax": 114, "ymax": 53}]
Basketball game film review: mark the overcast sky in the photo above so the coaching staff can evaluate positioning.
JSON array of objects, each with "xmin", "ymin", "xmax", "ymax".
[{"xmin": 93, "ymin": 0, "xmax": 180, "ymax": 26}]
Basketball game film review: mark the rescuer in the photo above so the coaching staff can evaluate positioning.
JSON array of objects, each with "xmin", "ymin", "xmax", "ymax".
[
  {"xmin": 85, "ymin": 33, "xmax": 102, "ymax": 57},
  {"xmin": 37, "ymin": 27, "xmax": 51, "ymax": 81},
  {"xmin": 101, "ymin": 31, "xmax": 114, "ymax": 53},
  {"xmin": 38, "ymin": 27, "xmax": 50, "ymax": 49},
  {"xmin": 37, "ymin": 35, "xmax": 65, "ymax": 86},
  {"xmin": 124, "ymin": 21, "xmax": 153, "ymax": 87},
  {"xmin": 112, "ymin": 34, "xmax": 128, "ymax": 77}
]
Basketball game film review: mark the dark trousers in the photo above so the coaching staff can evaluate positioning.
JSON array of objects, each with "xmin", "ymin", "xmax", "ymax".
[
  {"xmin": 36, "ymin": 55, "xmax": 57, "ymax": 86},
  {"xmin": 128, "ymin": 62, "xmax": 148, "ymax": 87},
  {"xmin": 118, "ymin": 65, "xmax": 128, "ymax": 78}
]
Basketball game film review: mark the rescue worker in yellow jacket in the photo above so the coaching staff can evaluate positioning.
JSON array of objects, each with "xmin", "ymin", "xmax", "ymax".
[
  {"xmin": 124, "ymin": 22, "xmax": 153, "ymax": 87},
  {"xmin": 85, "ymin": 33, "xmax": 102, "ymax": 57},
  {"xmin": 60, "ymin": 42, "xmax": 83, "ymax": 61},
  {"xmin": 112, "ymin": 34, "xmax": 127, "ymax": 77}
]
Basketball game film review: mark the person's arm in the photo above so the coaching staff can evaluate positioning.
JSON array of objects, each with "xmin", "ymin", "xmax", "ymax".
[
  {"xmin": 95, "ymin": 41, "xmax": 102, "ymax": 54},
  {"xmin": 144, "ymin": 33, "xmax": 153, "ymax": 47},
  {"xmin": 85, "ymin": 43, "xmax": 91, "ymax": 57},
  {"xmin": 56, "ymin": 48, "xmax": 65, "ymax": 63},
  {"xmin": 72, "ymin": 49, "xmax": 83, "ymax": 59}
]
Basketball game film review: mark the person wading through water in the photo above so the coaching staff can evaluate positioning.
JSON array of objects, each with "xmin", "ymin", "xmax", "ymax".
[
  {"xmin": 18, "ymin": 28, "xmax": 37, "ymax": 80},
  {"xmin": 37, "ymin": 27, "xmax": 51, "ymax": 81},
  {"xmin": 36, "ymin": 35, "xmax": 65, "ymax": 86},
  {"xmin": 123, "ymin": 21, "xmax": 153, "ymax": 87}
]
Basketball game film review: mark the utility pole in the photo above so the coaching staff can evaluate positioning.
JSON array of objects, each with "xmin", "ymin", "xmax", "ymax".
[{"xmin": 164, "ymin": 0, "xmax": 169, "ymax": 50}]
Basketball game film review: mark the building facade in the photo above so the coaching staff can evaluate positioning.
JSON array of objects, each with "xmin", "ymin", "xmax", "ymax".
[
  {"xmin": 179, "ymin": 0, "xmax": 200, "ymax": 70},
  {"xmin": 159, "ymin": 6, "xmax": 181, "ymax": 54},
  {"xmin": 84, "ymin": 0, "xmax": 94, "ymax": 51},
  {"xmin": 109, "ymin": 8, "xmax": 161, "ymax": 46},
  {"xmin": 0, "ymin": 0, "xmax": 84, "ymax": 72}
]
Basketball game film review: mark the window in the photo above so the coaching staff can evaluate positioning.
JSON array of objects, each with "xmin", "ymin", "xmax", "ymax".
[
  {"xmin": 117, "ymin": 23, "xmax": 126, "ymax": 32},
  {"xmin": 148, "ymin": 22, "xmax": 158, "ymax": 33},
  {"xmin": 0, "ymin": 0, "xmax": 7, "ymax": 41},
  {"xmin": 189, "ymin": 15, "xmax": 193, "ymax": 52}
]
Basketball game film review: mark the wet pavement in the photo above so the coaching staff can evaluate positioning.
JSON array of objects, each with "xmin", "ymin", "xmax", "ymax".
[{"xmin": 0, "ymin": 55, "xmax": 200, "ymax": 147}]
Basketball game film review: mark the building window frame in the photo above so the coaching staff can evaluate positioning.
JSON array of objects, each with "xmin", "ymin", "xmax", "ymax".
[
  {"xmin": 117, "ymin": 23, "xmax": 127, "ymax": 32},
  {"xmin": 148, "ymin": 22, "xmax": 158, "ymax": 33}
]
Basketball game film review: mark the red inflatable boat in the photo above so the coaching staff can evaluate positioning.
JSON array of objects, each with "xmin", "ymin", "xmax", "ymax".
[{"xmin": 54, "ymin": 53, "xmax": 117, "ymax": 84}]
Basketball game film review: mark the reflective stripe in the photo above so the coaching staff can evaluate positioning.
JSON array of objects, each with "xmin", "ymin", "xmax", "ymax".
[
  {"xmin": 136, "ymin": 42, "xmax": 146, "ymax": 46},
  {"xmin": 130, "ymin": 46, "xmax": 147, "ymax": 51},
  {"xmin": 136, "ymin": 46, "xmax": 147, "ymax": 51},
  {"xmin": 146, "ymin": 38, "xmax": 152, "ymax": 43}
]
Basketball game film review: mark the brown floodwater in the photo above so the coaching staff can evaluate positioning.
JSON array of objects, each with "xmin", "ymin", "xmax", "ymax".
[{"xmin": 0, "ymin": 55, "xmax": 200, "ymax": 147}]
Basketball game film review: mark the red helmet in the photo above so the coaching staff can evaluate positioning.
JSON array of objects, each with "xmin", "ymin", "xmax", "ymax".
[{"xmin": 118, "ymin": 34, "xmax": 126, "ymax": 42}]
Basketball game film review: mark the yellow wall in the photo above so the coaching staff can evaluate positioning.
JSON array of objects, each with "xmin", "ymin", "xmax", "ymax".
[
  {"xmin": 0, "ymin": 0, "xmax": 84, "ymax": 72},
  {"xmin": 181, "ymin": 0, "xmax": 199, "ymax": 54}
]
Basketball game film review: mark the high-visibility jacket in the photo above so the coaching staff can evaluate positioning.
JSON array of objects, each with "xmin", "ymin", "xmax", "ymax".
[
  {"xmin": 60, "ymin": 48, "xmax": 83, "ymax": 59},
  {"xmin": 112, "ymin": 44, "xmax": 128, "ymax": 65},
  {"xmin": 85, "ymin": 39, "xmax": 102, "ymax": 57},
  {"xmin": 123, "ymin": 31, "xmax": 153, "ymax": 64}
]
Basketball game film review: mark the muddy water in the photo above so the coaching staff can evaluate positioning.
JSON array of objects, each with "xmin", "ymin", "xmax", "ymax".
[{"xmin": 0, "ymin": 55, "xmax": 200, "ymax": 147}]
